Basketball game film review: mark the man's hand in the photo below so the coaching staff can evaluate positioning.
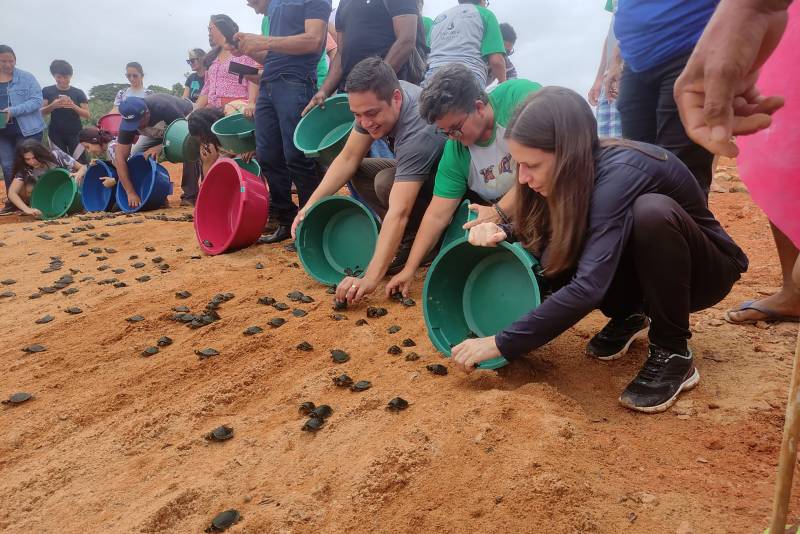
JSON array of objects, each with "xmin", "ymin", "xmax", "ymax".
[
  {"xmin": 468, "ymin": 222, "xmax": 507, "ymax": 248},
  {"xmin": 385, "ymin": 268, "xmax": 414, "ymax": 299},
  {"xmin": 143, "ymin": 145, "xmax": 162, "ymax": 161},
  {"xmin": 243, "ymin": 102, "xmax": 256, "ymax": 120},
  {"xmin": 24, "ymin": 207, "xmax": 42, "ymax": 218},
  {"xmin": 452, "ymin": 336, "xmax": 502, "ymax": 374},
  {"xmin": 290, "ymin": 208, "xmax": 307, "ymax": 240},
  {"xmin": 588, "ymin": 76, "xmax": 604, "ymax": 106},
  {"xmin": 234, "ymin": 32, "xmax": 267, "ymax": 57},
  {"xmin": 674, "ymin": 0, "xmax": 789, "ymax": 157},
  {"xmin": 302, "ymin": 90, "xmax": 328, "ymax": 117},
  {"xmin": 463, "ymin": 203, "xmax": 500, "ymax": 230},
  {"xmin": 335, "ymin": 275, "xmax": 378, "ymax": 305},
  {"xmin": 126, "ymin": 191, "xmax": 142, "ymax": 209}
]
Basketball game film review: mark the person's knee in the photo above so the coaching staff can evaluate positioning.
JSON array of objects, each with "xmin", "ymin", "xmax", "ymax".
[
  {"xmin": 632, "ymin": 194, "xmax": 680, "ymax": 236},
  {"xmin": 374, "ymin": 168, "xmax": 396, "ymax": 205}
]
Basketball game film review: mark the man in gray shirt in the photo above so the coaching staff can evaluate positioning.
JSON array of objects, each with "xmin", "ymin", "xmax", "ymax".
[{"xmin": 291, "ymin": 57, "xmax": 446, "ymax": 304}]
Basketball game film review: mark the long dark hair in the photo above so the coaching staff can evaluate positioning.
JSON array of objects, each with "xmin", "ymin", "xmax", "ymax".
[
  {"xmin": 204, "ymin": 15, "xmax": 239, "ymax": 69},
  {"xmin": 12, "ymin": 139, "xmax": 59, "ymax": 178},
  {"xmin": 188, "ymin": 107, "xmax": 225, "ymax": 146},
  {"xmin": 505, "ymin": 87, "xmax": 598, "ymax": 276},
  {"xmin": 79, "ymin": 127, "xmax": 114, "ymax": 146}
]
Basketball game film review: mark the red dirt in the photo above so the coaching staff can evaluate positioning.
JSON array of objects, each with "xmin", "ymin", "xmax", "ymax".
[{"xmin": 0, "ymin": 160, "xmax": 798, "ymax": 533}]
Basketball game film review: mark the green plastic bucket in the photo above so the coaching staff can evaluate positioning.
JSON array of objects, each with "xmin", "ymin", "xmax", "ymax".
[
  {"xmin": 441, "ymin": 200, "xmax": 475, "ymax": 249},
  {"xmin": 211, "ymin": 113, "xmax": 256, "ymax": 154},
  {"xmin": 30, "ymin": 168, "xmax": 83, "ymax": 220},
  {"xmin": 234, "ymin": 157, "xmax": 261, "ymax": 177},
  {"xmin": 163, "ymin": 118, "xmax": 200, "ymax": 163},
  {"xmin": 423, "ymin": 237, "xmax": 541, "ymax": 370},
  {"xmin": 293, "ymin": 94, "xmax": 354, "ymax": 167},
  {"xmin": 296, "ymin": 195, "xmax": 380, "ymax": 286}
]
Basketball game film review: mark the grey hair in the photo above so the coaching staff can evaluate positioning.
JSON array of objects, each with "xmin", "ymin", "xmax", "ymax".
[{"xmin": 419, "ymin": 63, "xmax": 489, "ymax": 124}]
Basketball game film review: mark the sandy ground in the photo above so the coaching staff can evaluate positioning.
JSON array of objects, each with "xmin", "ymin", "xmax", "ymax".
[{"xmin": 0, "ymin": 160, "xmax": 799, "ymax": 533}]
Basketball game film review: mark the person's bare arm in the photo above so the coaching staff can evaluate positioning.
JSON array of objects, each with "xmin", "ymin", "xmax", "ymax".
[
  {"xmin": 76, "ymin": 102, "xmax": 91, "ymax": 120},
  {"xmin": 194, "ymin": 95, "xmax": 209, "ymax": 110},
  {"xmin": 604, "ymin": 42, "xmax": 623, "ymax": 102},
  {"xmin": 182, "ymin": 87, "xmax": 190, "ymax": 100},
  {"xmin": 487, "ymin": 53, "xmax": 507, "ymax": 85},
  {"xmin": 114, "ymin": 143, "xmax": 141, "ymax": 207},
  {"xmin": 302, "ymin": 31, "xmax": 344, "ymax": 116},
  {"xmin": 589, "ymin": 24, "xmax": 611, "ymax": 106},
  {"xmin": 40, "ymin": 98, "xmax": 59, "ymax": 116},
  {"xmin": 384, "ymin": 15, "xmax": 418, "ymax": 73},
  {"xmin": 252, "ymin": 19, "xmax": 327, "ymax": 56},
  {"xmin": 7, "ymin": 180, "xmax": 38, "ymax": 215}
]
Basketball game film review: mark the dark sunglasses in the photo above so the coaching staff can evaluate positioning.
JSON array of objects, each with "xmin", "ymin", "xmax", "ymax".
[{"xmin": 186, "ymin": 58, "xmax": 200, "ymax": 65}]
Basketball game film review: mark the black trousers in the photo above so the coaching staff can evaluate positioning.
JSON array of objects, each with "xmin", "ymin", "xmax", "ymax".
[
  {"xmin": 181, "ymin": 160, "xmax": 201, "ymax": 203},
  {"xmin": 597, "ymin": 194, "xmax": 741, "ymax": 354},
  {"xmin": 48, "ymin": 129, "xmax": 86, "ymax": 163},
  {"xmin": 617, "ymin": 53, "xmax": 714, "ymax": 197}
]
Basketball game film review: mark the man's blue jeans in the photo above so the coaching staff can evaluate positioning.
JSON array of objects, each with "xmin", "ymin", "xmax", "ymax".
[
  {"xmin": 255, "ymin": 74, "xmax": 321, "ymax": 226},
  {"xmin": 0, "ymin": 126, "xmax": 43, "ymax": 208}
]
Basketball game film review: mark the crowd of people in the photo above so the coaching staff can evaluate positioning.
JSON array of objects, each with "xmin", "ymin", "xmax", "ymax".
[{"xmin": 0, "ymin": 0, "xmax": 795, "ymax": 415}]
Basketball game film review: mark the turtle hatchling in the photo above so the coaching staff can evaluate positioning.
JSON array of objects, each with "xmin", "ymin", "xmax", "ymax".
[
  {"xmin": 196, "ymin": 348, "xmax": 220, "ymax": 359},
  {"xmin": 126, "ymin": 315, "xmax": 145, "ymax": 323},
  {"xmin": 157, "ymin": 336, "xmax": 173, "ymax": 347},
  {"xmin": 351, "ymin": 380, "xmax": 372, "ymax": 392},
  {"xmin": 302, "ymin": 417, "xmax": 325, "ymax": 432},
  {"xmin": 268, "ymin": 317, "xmax": 286, "ymax": 328},
  {"xmin": 287, "ymin": 290, "xmax": 304, "ymax": 302},
  {"xmin": 22, "ymin": 344, "xmax": 46, "ymax": 353},
  {"xmin": 2, "ymin": 392, "xmax": 33, "ymax": 405},
  {"xmin": 387, "ymin": 397, "xmax": 409, "ymax": 411},
  {"xmin": 330, "ymin": 349, "xmax": 350, "ymax": 363},
  {"xmin": 387, "ymin": 325, "xmax": 401, "ymax": 334},
  {"xmin": 333, "ymin": 374, "xmax": 354, "ymax": 388},
  {"xmin": 333, "ymin": 299, "xmax": 347, "ymax": 311},
  {"xmin": 206, "ymin": 509, "xmax": 241, "ymax": 532},
  {"xmin": 273, "ymin": 302, "xmax": 289, "ymax": 311},
  {"xmin": 65, "ymin": 307, "xmax": 83, "ymax": 315},
  {"xmin": 292, "ymin": 309, "xmax": 307, "ymax": 318},
  {"xmin": 298, "ymin": 401, "xmax": 316, "ymax": 415},
  {"xmin": 35, "ymin": 315, "xmax": 54, "ymax": 325},
  {"xmin": 175, "ymin": 291, "xmax": 191, "ymax": 299},
  {"xmin": 258, "ymin": 296, "xmax": 276, "ymax": 306},
  {"xmin": 366, "ymin": 307, "xmax": 388, "ymax": 318},
  {"xmin": 311, "ymin": 404, "xmax": 333, "ymax": 419},
  {"xmin": 355, "ymin": 319, "xmax": 368, "ymax": 326},
  {"xmin": 388, "ymin": 345, "xmax": 402, "ymax": 355},
  {"xmin": 141, "ymin": 346, "xmax": 159, "ymax": 357},
  {"xmin": 402, "ymin": 338, "xmax": 416, "ymax": 347},
  {"xmin": 244, "ymin": 326, "xmax": 263, "ymax": 336},
  {"xmin": 205, "ymin": 425, "xmax": 234, "ymax": 442},
  {"xmin": 427, "ymin": 364, "xmax": 448, "ymax": 376},
  {"xmin": 296, "ymin": 341, "xmax": 314, "ymax": 352}
]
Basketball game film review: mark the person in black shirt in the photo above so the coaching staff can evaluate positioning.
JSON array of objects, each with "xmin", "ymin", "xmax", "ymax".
[
  {"xmin": 115, "ymin": 94, "xmax": 194, "ymax": 208},
  {"xmin": 41, "ymin": 60, "xmax": 90, "ymax": 161},
  {"xmin": 302, "ymin": 0, "xmax": 420, "ymax": 115},
  {"xmin": 183, "ymin": 49, "xmax": 206, "ymax": 103},
  {"xmin": 453, "ymin": 87, "xmax": 747, "ymax": 414}
]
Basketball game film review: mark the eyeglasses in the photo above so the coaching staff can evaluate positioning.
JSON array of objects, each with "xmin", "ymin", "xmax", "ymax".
[
  {"xmin": 186, "ymin": 58, "xmax": 200, "ymax": 65},
  {"xmin": 126, "ymin": 73, "xmax": 141, "ymax": 80},
  {"xmin": 507, "ymin": 47, "xmax": 514, "ymax": 56},
  {"xmin": 436, "ymin": 113, "xmax": 470, "ymax": 139}
]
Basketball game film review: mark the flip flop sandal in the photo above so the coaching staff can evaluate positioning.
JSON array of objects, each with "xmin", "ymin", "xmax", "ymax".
[{"xmin": 724, "ymin": 299, "xmax": 800, "ymax": 325}]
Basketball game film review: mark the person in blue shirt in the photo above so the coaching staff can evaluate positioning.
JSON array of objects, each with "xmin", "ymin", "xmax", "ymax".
[
  {"xmin": 0, "ymin": 45, "xmax": 46, "ymax": 215},
  {"xmin": 234, "ymin": 0, "xmax": 332, "ymax": 244},
  {"xmin": 604, "ymin": 0, "xmax": 718, "ymax": 198}
]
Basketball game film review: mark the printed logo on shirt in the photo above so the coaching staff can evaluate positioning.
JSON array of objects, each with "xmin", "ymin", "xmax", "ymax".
[
  {"xmin": 479, "ymin": 165, "xmax": 496, "ymax": 184},
  {"xmin": 499, "ymin": 153, "xmax": 513, "ymax": 175}
]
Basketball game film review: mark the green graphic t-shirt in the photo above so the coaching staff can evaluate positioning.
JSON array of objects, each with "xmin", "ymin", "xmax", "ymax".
[
  {"xmin": 433, "ymin": 78, "xmax": 542, "ymax": 202},
  {"xmin": 262, "ymin": 16, "xmax": 328, "ymax": 88}
]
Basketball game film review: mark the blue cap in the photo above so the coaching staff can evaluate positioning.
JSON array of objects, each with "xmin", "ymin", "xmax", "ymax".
[{"xmin": 118, "ymin": 97, "xmax": 148, "ymax": 132}]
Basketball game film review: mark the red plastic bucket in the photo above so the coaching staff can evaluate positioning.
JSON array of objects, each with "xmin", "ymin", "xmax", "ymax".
[
  {"xmin": 194, "ymin": 158, "xmax": 269, "ymax": 255},
  {"xmin": 97, "ymin": 113, "xmax": 123, "ymax": 137}
]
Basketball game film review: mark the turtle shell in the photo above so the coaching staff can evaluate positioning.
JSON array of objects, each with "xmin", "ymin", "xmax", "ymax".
[
  {"xmin": 387, "ymin": 345, "xmax": 402, "ymax": 355},
  {"xmin": 268, "ymin": 318, "xmax": 286, "ymax": 328},
  {"xmin": 366, "ymin": 307, "xmax": 388, "ymax": 319},
  {"xmin": 243, "ymin": 326, "xmax": 263, "ymax": 336},
  {"xmin": 206, "ymin": 425, "xmax": 234, "ymax": 442},
  {"xmin": 175, "ymin": 291, "xmax": 192, "ymax": 299},
  {"xmin": 142, "ymin": 346, "xmax": 160, "ymax": 357},
  {"xmin": 296, "ymin": 341, "xmax": 314, "ymax": 352},
  {"xmin": 387, "ymin": 397, "xmax": 409, "ymax": 411},
  {"xmin": 298, "ymin": 401, "xmax": 316, "ymax": 415},
  {"xmin": 387, "ymin": 325, "xmax": 401, "ymax": 334},
  {"xmin": 35, "ymin": 315, "xmax": 54, "ymax": 325},
  {"xmin": 427, "ymin": 364, "xmax": 448, "ymax": 376},
  {"xmin": 333, "ymin": 374, "xmax": 354, "ymax": 388},
  {"xmin": 196, "ymin": 348, "xmax": 220, "ymax": 359},
  {"xmin": 302, "ymin": 417, "xmax": 325, "ymax": 432},
  {"xmin": 207, "ymin": 509, "xmax": 241, "ymax": 532},
  {"xmin": 22, "ymin": 344, "xmax": 46, "ymax": 353},
  {"xmin": 127, "ymin": 315, "xmax": 145, "ymax": 323},
  {"xmin": 65, "ymin": 307, "xmax": 83, "ymax": 315},
  {"xmin": 157, "ymin": 336, "xmax": 174, "ymax": 347},
  {"xmin": 273, "ymin": 302, "xmax": 289, "ymax": 311},
  {"xmin": 311, "ymin": 405, "xmax": 333, "ymax": 419},
  {"xmin": 402, "ymin": 338, "xmax": 416, "ymax": 347},
  {"xmin": 351, "ymin": 380, "xmax": 372, "ymax": 392},
  {"xmin": 258, "ymin": 296, "xmax": 276, "ymax": 306},
  {"xmin": 2, "ymin": 392, "xmax": 33, "ymax": 405},
  {"xmin": 330, "ymin": 350, "xmax": 350, "ymax": 363},
  {"xmin": 287, "ymin": 291, "xmax": 304, "ymax": 302},
  {"xmin": 292, "ymin": 309, "xmax": 307, "ymax": 318}
]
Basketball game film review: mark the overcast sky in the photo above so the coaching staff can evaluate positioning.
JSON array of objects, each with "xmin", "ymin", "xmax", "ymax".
[{"xmin": 6, "ymin": 0, "xmax": 611, "ymax": 99}]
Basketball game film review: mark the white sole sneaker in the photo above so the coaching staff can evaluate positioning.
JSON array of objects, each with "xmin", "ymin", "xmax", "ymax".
[
  {"xmin": 619, "ymin": 367, "xmax": 701, "ymax": 414},
  {"xmin": 591, "ymin": 325, "xmax": 650, "ymax": 361}
]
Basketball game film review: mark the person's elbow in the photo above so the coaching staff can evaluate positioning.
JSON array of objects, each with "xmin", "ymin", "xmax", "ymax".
[
  {"xmin": 385, "ymin": 200, "xmax": 414, "ymax": 223},
  {"xmin": 489, "ymin": 54, "xmax": 505, "ymax": 72}
]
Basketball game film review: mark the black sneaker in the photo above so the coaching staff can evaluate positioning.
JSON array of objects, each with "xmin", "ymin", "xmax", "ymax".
[
  {"xmin": 619, "ymin": 344, "xmax": 700, "ymax": 413},
  {"xmin": 586, "ymin": 313, "xmax": 650, "ymax": 360}
]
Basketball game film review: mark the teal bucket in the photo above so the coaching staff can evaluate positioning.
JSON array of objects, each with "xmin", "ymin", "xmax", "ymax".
[
  {"xmin": 423, "ymin": 236, "xmax": 542, "ymax": 370},
  {"xmin": 296, "ymin": 195, "xmax": 380, "ymax": 286},
  {"xmin": 30, "ymin": 169, "xmax": 83, "ymax": 220},
  {"xmin": 293, "ymin": 94, "xmax": 354, "ymax": 167},
  {"xmin": 211, "ymin": 113, "xmax": 257, "ymax": 154}
]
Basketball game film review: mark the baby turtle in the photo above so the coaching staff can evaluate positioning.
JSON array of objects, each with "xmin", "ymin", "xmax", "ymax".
[
  {"xmin": 111, "ymin": 269, "xmax": 125, "ymax": 275},
  {"xmin": 243, "ymin": 326, "xmax": 263, "ymax": 336},
  {"xmin": 355, "ymin": 319, "xmax": 368, "ymax": 326},
  {"xmin": 158, "ymin": 264, "xmax": 170, "ymax": 271},
  {"xmin": 298, "ymin": 401, "xmax": 316, "ymax": 415},
  {"xmin": 113, "ymin": 282, "xmax": 128, "ymax": 289},
  {"xmin": 333, "ymin": 299, "xmax": 347, "ymax": 311},
  {"xmin": 104, "ymin": 248, "xmax": 117, "ymax": 254},
  {"xmin": 132, "ymin": 262, "xmax": 145, "ymax": 268},
  {"xmin": 205, "ymin": 425, "xmax": 234, "ymax": 442},
  {"xmin": 302, "ymin": 417, "xmax": 325, "ymax": 432},
  {"xmin": 387, "ymin": 325, "xmax": 401, "ymax": 334},
  {"xmin": 206, "ymin": 509, "xmax": 241, "ymax": 532},
  {"xmin": 273, "ymin": 302, "xmax": 289, "ymax": 311},
  {"xmin": 287, "ymin": 290, "xmax": 304, "ymax": 302},
  {"xmin": 196, "ymin": 348, "xmax": 220, "ymax": 359},
  {"xmin": 89, "ymin": 247, "xmax": 102, "ymax": 253},
  {"xmin": 0, "ymin": 291, "xmax": 15, "ymax": 298},
  {"xmin": 35, "ymin": 315, "xmax": 54, "ymax": 325},
  {"xmin": 296, "ymin": 341, "xmax": 314, "ymax": 352},
  {"xmin": 387, "ymin": 397, "xmax": 409, "ymax": 411},
  {"xmin": 78, "ymin": 253, "xmax": 90, "ymax": 258},
  {"xmin": 284, "ymin": 242, "xmax": 297, "ymax": 252},
  {"xmin": 333, "ymin": 374, "xmax": 354, "ymax": 388},
  {"xmin": 129, "ymin": 255, "xmax": 139, "ymax": 260},
  {"xmin": 40, "ymin": 286, "xmax": 57, "ymax": 294},
  {"xmin": 2, "ymin": 392, "xmax": 33, "ymax": 405},
  {"xmin": 366, "ymin": 307, "xmax": 388, "ymax": 319},
  {"xmin": 29, "ymin": 293, "xmax": 42, "ymax": 300},
  {"xmin": 255, "ymin": 262, "xmax": 264, "ymax": 270},
  {"xmin": 136, "ymin": 276, "xmax": 151, "ymax": 283},
  {"xmin": 300, "ymin": 295, "xmax": 314, "ymax": 304},
  {"xmin": 427, "ymin": 364, "xmax": 448, "ymax": 376},
  {"xmin": 151, "ymin": 256, "xmax": 163, "ymax": 263},
  {"xmin": 145, "ymin": 246, "xmax": 156, "ymax": 252},
  {"xmin": 175, "ymin": 291, "xmax": 192, "ymax": 299},
  {"xmin": 402, "ymin": 338, "xmax": 416, "ymax": 347},
  {"xmin": 268, "ymin": 317, "xmax": 286, "ymax": 328},
  {"xmin": 222, "ymin": 292, "xmax": 235, "ymax": 301},
  {"xmin": 126, "ymin": 315, "xmax": 145, "ymax": 323},
  {"xmin": 351, "ymin": 380, "xmax": 372, "ymax": 392},
  {"xmin": 311, "ymin": 405, "xmax": 333, "ymax": 419},
  {"xmin": 388, "ymin": 345, "xmax": 402, "ymax": 355},
  {"xmin": 258, "ymin": 296, "xmax": 276, "ymax": 306},
  {"xmin": 96, "ymin": 255, "xmax": 109, "ymax": 261},
  {"xmin": 141, "ymin": 346, "xmax": 160, "ymax": 357},
  {"xmin": 173, "ymin": 305, "xmax": 190, "ymax": 312},
  {"xmin": 405, "ymin": 352, "xmax": 420, "ymax": 362},
  {"xmin": 202, "ymin": 240, "xmax": 213, "ymax": 248},
  {"xmin": 326, "ymin": 286, "xmax": 336, "ymax": 295},
  {"xmin": 65, "ymin": 307, "xmax": 83, "ymax": 315},
  {"xmin": 330, "ymin": 314, "xmax": 346, "ymax": 321},
  {"xmin": 291, "ymin": 309, "xmax": 307, "ymax": 318},
  {"xmin": 402, "ymin": 298, "xmax": 416, "ymax": 307},
  {"xmin": 157, "ymin": 336, "xmax": 173, "ymax": 347},
  {"xmin": 330, "ymin": 349, "xmax": 350, "ymax": 363},
  {"xmin": 206, "ymin": 301, "xmax": 221, "ymax": 311}
]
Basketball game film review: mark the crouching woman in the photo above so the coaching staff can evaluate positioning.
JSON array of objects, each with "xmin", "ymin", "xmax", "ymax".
[{"xmin": 453, "ymin": 87, "xmax": 748, "ymax": 413}]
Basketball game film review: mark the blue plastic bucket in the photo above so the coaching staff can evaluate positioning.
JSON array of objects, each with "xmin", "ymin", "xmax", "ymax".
[
  {"xmin": 116, "ymin": 155, "xmax": 174, "ymax": 213},
  {"xmin": 81, "ymin": 161, "xmax": 118, "ymax": 212}
]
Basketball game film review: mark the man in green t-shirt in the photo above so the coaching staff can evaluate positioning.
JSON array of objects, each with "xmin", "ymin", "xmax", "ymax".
[{"xmin": 386, "ymin": 63, "xmax": 541, "ymax": 296}]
